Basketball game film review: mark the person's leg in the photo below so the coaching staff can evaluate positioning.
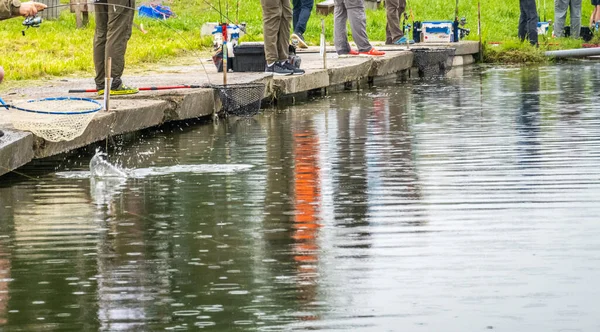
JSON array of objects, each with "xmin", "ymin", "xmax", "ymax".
[
  {"xmin": 333, "ymin": 0, "xmax": 351, "ymax": 54},
  {"xmin": 261, "ymin": 0, "xmax": 283, "ymax": 65},
  {"xmin": 385, "ymin": 0, "xmax": 402, "ymax": 44},
  {"xmin": 345, "ymin": 0, "xmax": 372, "ymax": 52},
  {"xmin": 105, "ymin": 0, "xmax": 135, "ymax": 89},
  {"xmin": 292, "ymin": 0, "xmax": 300, "ymax": 32},
  {"xmin": 294, "ymin": 0, "xmax": 313, "ymax": 35},
  {"xmin": 518, "ymin": 0, "xmax": 527, "ymax": 41},
  {"xmin": 524, "ymin": 0, "xmax": 539, "ymax": 45},
  {"xmin": 570, "ymin": 0, "xmax": 582, "ymax": 38},
  {"xmin": 595, "ymin": 4, "xmax": 600, "ymax": 26},
  {"xmin": 554, "ymin": 0, "xmax": 568, "ymax": 37},
  {"xmin": 93, "ymin": 1, "xmax": 109, "ymax": 90},
  {"xmin": 277, "ymin": 0, "xmax": 292, "ymax": 62}
]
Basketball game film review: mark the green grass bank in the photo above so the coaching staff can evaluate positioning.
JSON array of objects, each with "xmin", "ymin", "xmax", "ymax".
[{"xmin": 0, "ymin": 0, "xmax": 597, "ymax": 84}]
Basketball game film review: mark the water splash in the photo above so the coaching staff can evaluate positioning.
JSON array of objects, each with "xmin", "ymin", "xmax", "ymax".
[
  {"xmin": 89, "ymin": 148, "xmax": 129, "ymax": 178},
  {"xmin": 55, "ymin": 149, "xmax": 254, "ymax": 179}
]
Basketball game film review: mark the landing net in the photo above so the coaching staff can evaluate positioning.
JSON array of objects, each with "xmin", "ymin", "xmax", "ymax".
[
  {"xmin": 412, "ymin": 48, "xmax": 456, "ymax": 78},
  {"xmin": 213, "ymin": 83, "xmax": 266, "ymax": 117},
  {"xmin": 5, "ymin": 97, "xmax": 102, "ymax": 142}
]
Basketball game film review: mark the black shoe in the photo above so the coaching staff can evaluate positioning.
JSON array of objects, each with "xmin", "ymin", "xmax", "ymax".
[
  {"xmin": 0, "ymin": 130, "xmax": 4, "ymax": 138},
  {"xmin": 281, "ymin": 61, "xmax": 305, "ymax": 75},
  {"xmin": 265, "ymin": 62, "xmax": 293, "ymax": 76}
]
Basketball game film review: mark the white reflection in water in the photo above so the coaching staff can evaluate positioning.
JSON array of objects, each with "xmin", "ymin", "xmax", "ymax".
[{"xmin": 56, "ymin": 163, "xmax": 253, "ymax": 179}]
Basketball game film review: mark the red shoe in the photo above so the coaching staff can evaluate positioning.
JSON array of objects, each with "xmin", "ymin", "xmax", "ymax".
[
  {"xmin": 359, "ymin": 48, "xmax": 386, "ymax": 56},
  {"xmin": 348, "ymin": 49, "xmax": 359, "ymax": 55}
]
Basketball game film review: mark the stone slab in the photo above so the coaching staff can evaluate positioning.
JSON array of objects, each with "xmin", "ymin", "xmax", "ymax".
[
  {"xmin": 0, "ymin": 130, "xmax": 34, "ymax": 177},
  {"xmin": 272, "ymin": 69, "xmax": 329, "ymax": 96},
  {"xmin": 33, "ymin": 99, "xmax": 167, "ymax": 158},
  {"xmin": 370, "ymin": 51, "xmax": 413, "ymax": 77}
]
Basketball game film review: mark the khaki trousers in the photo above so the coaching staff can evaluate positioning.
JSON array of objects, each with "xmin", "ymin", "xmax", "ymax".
[
  {"xmin": 261, "ymin": 0, "xmax": 292, "ymax": 64},
  {"xmin": 385, "ymin": 0, "xmax": 406, "ymax": 44},
  {"xmin": 93, "ymin": 0, "xmax": 135, "ymax": 89}
]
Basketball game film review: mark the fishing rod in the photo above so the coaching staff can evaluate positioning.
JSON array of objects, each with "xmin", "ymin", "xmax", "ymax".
[
  {"xmin": 68, "ymin": 85, "xmax": 207, "ymax": 93},
  {"xmin": 201, "ymin": 0, "xmax": 246, "ymax": 33}
]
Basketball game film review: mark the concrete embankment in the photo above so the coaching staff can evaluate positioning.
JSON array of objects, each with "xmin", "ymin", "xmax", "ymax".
[{"xmin": 0, "ymin": 41, "xmax": 479, "ymax": 177}]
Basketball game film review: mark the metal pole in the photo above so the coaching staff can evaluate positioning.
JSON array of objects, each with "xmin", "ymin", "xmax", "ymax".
[
  {"xmin": 478, "ymin": 1, "xmax": 482, "ymax": 62},
  {"xmin": 104, "ymin": 57, "xmax": 111, "ymax": 111},
  {"xmin": 321, "ymin": 19, "xmax": 327, "ymax": 69}
]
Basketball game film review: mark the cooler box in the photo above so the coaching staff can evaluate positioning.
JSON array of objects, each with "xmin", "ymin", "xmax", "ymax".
[
  {"xmin": 537, "ymin": 21, "xmax": 549, "ymax": 35},
  {"xmin": 232, "ymin": 43, "xmax": 266, "ymax": 72},
  {"xmin": 422, "ymin": 21, "xmax": 454, "ymax": 43}
]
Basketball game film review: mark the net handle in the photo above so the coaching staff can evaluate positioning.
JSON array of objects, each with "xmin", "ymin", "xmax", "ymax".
[{"xmin": 0, "ymin": 96, "xmax": 102, "ymax": 115}]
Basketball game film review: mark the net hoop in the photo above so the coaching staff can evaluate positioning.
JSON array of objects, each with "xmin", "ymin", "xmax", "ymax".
[{"xmin": 10, "ymin": 97, "xmax": 102, "ymax": 115}]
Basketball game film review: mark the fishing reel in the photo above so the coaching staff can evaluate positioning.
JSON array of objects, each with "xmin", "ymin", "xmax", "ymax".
[
  {"xmin": 22, "ymin": 15, "xmax": 42, "ymax": 36},
  {"xmin": 402, "ymin": 12, "xmax": 412, "ymax": 35},
  {"xmin": 455, "ymin": 17, "xmax": 470, "ymax": 40},
  {"xmin": 23, "ymin": 15, "xmax": 42, "ymax": 28}
]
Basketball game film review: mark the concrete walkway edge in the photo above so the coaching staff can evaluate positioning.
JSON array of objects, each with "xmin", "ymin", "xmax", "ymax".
[{"xmin": 0, "ymin": 41, "xmax": 479, "ymax": 177}]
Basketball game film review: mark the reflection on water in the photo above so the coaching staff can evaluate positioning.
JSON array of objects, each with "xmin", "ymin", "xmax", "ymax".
[{"xmin": 1, "ymin": 64, "xmax": 600, "ymax": 331}]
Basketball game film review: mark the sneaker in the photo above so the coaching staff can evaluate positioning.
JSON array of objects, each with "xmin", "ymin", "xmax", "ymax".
[
  {"xmin": 281, "ymin": 61, "xmax": 305, "ymax": 75},
  {"xmin": 0, "ymin": 130, "xmax": 4, "ymax": 138},
  {"xmin": 98, "ymin": 84, "xmax": 139, "ymax": 96},
  {"xmin": 265, "ymin": 62, "xmax": 293, "ymax": 76},
  {"xmin": 359, "ymin": 48, "xmax": 386, "ymax": 56},
  {"xmin": 291, "ymin": 32, "xmax": 308, "ymax": 49},
  {"xmin": 395, "ymin": 36, "xmax": 415, "ymax": 44},
  {"xmin": 110, "ymin": 84, "xmax": 139, "ymax": 95},
  {"xmin": 338, "ymin": 49, "xmax": 359, "ymax": 57}
]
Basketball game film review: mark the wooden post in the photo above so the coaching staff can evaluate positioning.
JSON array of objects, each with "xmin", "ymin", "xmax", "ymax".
[
  {"xmin": 104, "ymin": 57, "xmax": 112, "ymax": 112},
  {"xmin": 222, "ymin": 23, "xmax": 228, "ymax": 85},
  {"xmin": 70, "ymin": 0, "xmax": 89, "ymax": 28},
  {"xmin": 321, "ymin": 19, "xmax": 327, "ymax": 69}
]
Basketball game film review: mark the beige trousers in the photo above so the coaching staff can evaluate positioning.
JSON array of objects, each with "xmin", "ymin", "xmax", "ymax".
[{"xmin": 260, "ymin": 0, "xmax": 292, "ymax": 64}]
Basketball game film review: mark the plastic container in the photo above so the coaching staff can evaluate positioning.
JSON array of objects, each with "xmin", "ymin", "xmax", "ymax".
[
  {"xmin": 537, "ymin": 22, "xmax": 549, "ymax": 35},
  {"xmin": 421, "ymin": 21, "xmax": 454, "ymax": 43},
  {"xmin": 138, "ymin": 4, "xmax": 173, "ymax": 19},
  {"xmin": 231, "ymin": 43, "xmax": 266, "ymax": 72}
]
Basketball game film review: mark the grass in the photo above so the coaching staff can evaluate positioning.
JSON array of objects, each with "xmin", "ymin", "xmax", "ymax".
[{"xmin": 0, "ymin": 0, "xmax": 598, "ymax": 84}]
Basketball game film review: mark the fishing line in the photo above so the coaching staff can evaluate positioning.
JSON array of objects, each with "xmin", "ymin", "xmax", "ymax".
[
  {"xmin": 218, "ymin": 0, "xmax": 223, "ymax": 23},
  {"xmin": 200, "ymin": 0, "xmax": 246, "ymax": 33}
]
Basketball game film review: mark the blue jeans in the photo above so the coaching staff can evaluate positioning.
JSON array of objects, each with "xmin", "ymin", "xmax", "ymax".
[{"xmin": 293, "ymin": 0, "xmax": 313, "ymax": 34}]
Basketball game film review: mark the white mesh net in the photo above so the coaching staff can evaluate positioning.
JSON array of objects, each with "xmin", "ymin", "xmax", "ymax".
[{"xmin": 6, "ymin": 98, "xmax": 101, "ymax": 142}]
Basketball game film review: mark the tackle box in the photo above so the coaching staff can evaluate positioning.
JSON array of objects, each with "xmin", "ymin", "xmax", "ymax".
[
  {"xmin": 421, "ymin": 21, "xmax": 454, "ymax": 43},
  {"xmin": 231, "ymin": 43, "xmax": 266, "ymax": 72},
  {"xmin": 537, "ymin": 21, "xmax": 550, "ymax": 35}
]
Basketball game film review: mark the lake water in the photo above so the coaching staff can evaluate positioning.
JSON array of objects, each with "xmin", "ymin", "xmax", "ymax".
[{"xmin": 1, "ymin": 64, "xmax": 599, "ymax": 331}]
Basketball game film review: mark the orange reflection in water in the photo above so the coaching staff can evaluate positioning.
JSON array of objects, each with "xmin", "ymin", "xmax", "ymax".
[{"xmin": 292, "ymin": 126, "xmax": 321, "ymax": 321}]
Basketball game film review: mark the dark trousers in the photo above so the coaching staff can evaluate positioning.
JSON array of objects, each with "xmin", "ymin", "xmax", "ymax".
[
  {"xmin": 518, "ymin": 0, "xmax": 538, "ymax": 45},
  {"xmin": 93, "ymin": 0, "xmax": 135, "ymax": 89},
  {"xmin": 292, "ymin": 0, "xmax": 313, "ymax": 35}
]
